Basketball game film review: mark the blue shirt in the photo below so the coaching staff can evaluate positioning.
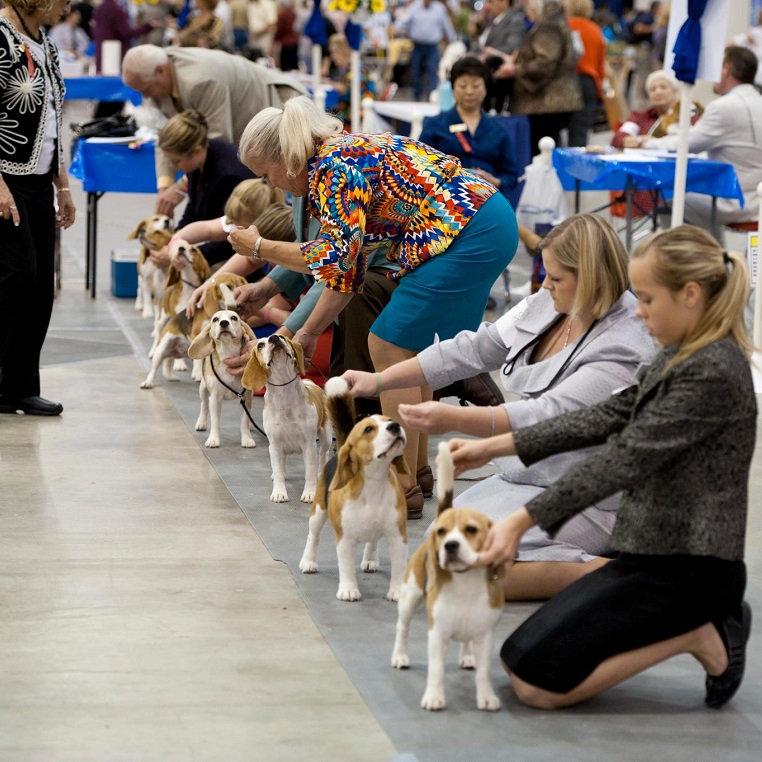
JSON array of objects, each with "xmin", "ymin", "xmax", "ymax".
[{"xmin": 396, "ymin": 0, "xmax": 457, "ymax": 46}]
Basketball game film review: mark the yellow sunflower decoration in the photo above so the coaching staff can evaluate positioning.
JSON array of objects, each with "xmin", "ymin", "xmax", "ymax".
[{"xmin": 328, "ymin": 0, "xmax": 387, "ymax": 13}]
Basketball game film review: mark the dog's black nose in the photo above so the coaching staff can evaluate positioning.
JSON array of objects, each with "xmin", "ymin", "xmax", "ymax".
[
  {"xmin": 220, "ymin": 320, "xmax": 229, "ymax": 328},
  {"xmin": 387, "ymin": 421, "xmax": 401, "ymax": 434},
  {"xmin": 268, "ymin": 334, "xmax": 283, "ymax": 345},
  {"xmin": 444, "ymin": 540, "xmax": 460, "ymax": 554}
]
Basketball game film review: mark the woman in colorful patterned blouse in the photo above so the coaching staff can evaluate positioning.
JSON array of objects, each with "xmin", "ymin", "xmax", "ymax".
[
  {"xmin": 226, "ymin": 94, "xmax": 518, "ymax": 503},
  {"xmin": 0, "ymin": 0, "xmax": 76, "ymax": 418}
]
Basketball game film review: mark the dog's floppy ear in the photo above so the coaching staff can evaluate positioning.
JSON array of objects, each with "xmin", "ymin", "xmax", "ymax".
[
  {"xmin": 188, "ymin": 324, "xmax": 213, "ymax": 359},
  {"xmin": 287, "ymin": 338, "xmax": 307, "ymax": 376},
  {"xmin": 127, "ymin": 221, "xmax": 145, "ymax": 240},
  {"xmin": 192, "ymin": 247, "xmax": 211, "ymax": 282},
  {"xmin": 165, "ymin": 263, "xmax": 181, "ymax": 288},
  {"xmin": 331, "ymin": 440, "xmax": 360, "ymax": 492},
  {"xmin": 202, "ymin": 283, "xmax": 220, "ymax": 318},
  {"xmin": 242, "ymin": 349, "xmax": 269, "ymax": 391},
  {"xmin": 241, "ymin": 320, "xmax": 256, "ymax": 344}
]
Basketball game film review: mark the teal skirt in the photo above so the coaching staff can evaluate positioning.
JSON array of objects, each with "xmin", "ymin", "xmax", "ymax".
[{"xmin": 371, "ymin": 192, "xmax": 518, "ymax": 352}]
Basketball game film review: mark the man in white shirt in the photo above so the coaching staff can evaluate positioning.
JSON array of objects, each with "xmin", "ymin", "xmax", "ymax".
[{"xmin": 646, "ymin": 46, "xmax": 762, "ymax": 235}]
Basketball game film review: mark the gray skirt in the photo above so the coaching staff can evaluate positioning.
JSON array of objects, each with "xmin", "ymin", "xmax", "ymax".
[{"xmin": 452, "ymin": 474, "xmax": 618, "ymax": 563}]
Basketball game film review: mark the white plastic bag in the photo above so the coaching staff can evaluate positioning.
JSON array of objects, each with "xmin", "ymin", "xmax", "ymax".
[{"xmin": 515, "ymin": 161, "xmax": 567, "ymax": 253}]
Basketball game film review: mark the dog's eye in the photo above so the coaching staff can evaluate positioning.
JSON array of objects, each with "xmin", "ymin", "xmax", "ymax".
[
  {"xmin": 436, "ymin": 527, "xmax": 446, "ymax": 536},
  {"xmin": 465, "ymin": 525, "xmax": 479, "ymax": 535},
  {"xmin": 212, "ymin": 316, "xmax": 218, "ymax": 322},
  {"xmin": 231, "ymin": 315, "xmax": 238, "ymax": 322},
  {"xmin": 257, "ymin": 341, "xmax": 265, "ymax": 349},
  {"xmin": 363, "ymin": 425, "xmax": 374, "ymax": 435}
]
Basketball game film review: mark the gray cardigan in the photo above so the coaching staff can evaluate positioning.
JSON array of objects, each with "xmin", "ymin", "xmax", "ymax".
[
  {"xmin": 516, "ymin": 337, "xmax": 757, "ymax": 561},
  {"xmin": 418, "ymin": 289, "xmax": 656, "ymax": 491}
]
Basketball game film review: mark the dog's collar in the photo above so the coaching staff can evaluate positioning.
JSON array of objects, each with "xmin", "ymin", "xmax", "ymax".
[
  {"xmin": 181, "ymin": 277, "xmax": 199, "ymax": 288},
  {"xmin": 268, "ymin": 375, "xmax": 299, "ymax": 387}
]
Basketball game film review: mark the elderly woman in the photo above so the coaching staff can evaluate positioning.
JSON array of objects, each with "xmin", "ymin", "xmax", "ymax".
[
  {"xmin": 225, "ymin": 95, "xmax": 519, "ymax": 516},
  {"xmin": 341, "ymin": 214, "xmax": 656, "ymax": 599},
  {"xmin": 0, "ymin": 0, "xmax": 76, "ymax": 417},
  {"xmin": 611, "ymin": 69, "xmax": 702, "ymax": 216},
  {"xmin": 419, "ymin": 56, "xmax": 519, "ymax": 199}
]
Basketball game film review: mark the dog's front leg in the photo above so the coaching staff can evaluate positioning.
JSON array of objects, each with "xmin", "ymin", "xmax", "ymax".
[
  {"xmin": 385, "ymin": 533, "xmax": 408, "ymax": 602},
  {"xmin": 239, "ymin": 395, "xmax": 256, "ymax": 448},
  {"xmin": 204, "ymin": 390, "xmax": 224, "ymax": 448},
  {"xmin": 421, "ymin": 627, "xmax": 448, "ymax": 710},
  {"xmin": 269, "ymin": 444, "xmax": 289, "ymax": 502},
  {"xmin": 140, "ymin": 336, "xmax": 169, "ymax": 388},
  {"xmin": 191, "ymin": 358, "xmax": 203, "ymax": 383},
  {"xmin": 336, "ymin": 537, "xmax": 361, "ymax": 601},
  {"xmin": 472, "ymin": 632, "xmax": 501, "ymax": 711},
  {"xmin": 195, "ymin": 381, "xmax": 209, "ymax": 431},
  {"xmin": 459, "ymin": 641, "xmax": 476, "ymax": 670},
  {"xmin": 299, "ymin": 503, "xmax": 328, "ymax": 573},
  {"xmin": 300, "ymin": 438, "xmax": 319, "ymax": 503},
  {"xmin": 361, "ymin": 541, "xmax": 379, "ymax": 573},
  {"xmin": 391, "ymin": 579, "xmax": 423, "ymax": 669},
  {"xmin": 135, "ymin": 276, "xmax": 144, "ymax": 312}
]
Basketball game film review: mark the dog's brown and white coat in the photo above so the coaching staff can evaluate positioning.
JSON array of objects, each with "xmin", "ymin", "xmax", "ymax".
[
  {"xmin": 299, "ymin": 377, "xmax": 408, "ymax": 602},
  {"xmin": 128, "ymin": 215, "xmax": 174, "ymax": 320},
  {"xmin": 391, "ymin": 442, "xmax": 505, "ymax": 711},
  {"xmin": 242, "ymin": 334, "xmax": 331, "ymax": 503},
  {"xmin": 188, "ymin": 309, "xmax": 257, "ymax": 448},
  {"xmin": 141, "ymin": 240, "xmax": 210, "ymax": 388}
]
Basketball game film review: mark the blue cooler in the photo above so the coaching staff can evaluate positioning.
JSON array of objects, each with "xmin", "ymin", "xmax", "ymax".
[{"xmin": 111, "ymin": 248, "xmax": 139, "ymax": 298}]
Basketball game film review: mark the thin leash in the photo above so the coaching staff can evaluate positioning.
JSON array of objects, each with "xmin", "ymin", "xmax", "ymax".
[{"xmin": 208, "ymin": 354, "xmax": 269, "ymax": 441}]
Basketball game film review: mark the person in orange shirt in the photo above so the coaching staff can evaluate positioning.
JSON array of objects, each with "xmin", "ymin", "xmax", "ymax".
[{"xmin": 565, "ymin": 0, "xmax": 607, "ymax": 147}]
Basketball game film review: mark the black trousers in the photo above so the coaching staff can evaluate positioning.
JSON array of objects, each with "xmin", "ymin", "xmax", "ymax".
[{"xmin": 0, "ymin": 171, "xmax": 56, "ymax": 399}]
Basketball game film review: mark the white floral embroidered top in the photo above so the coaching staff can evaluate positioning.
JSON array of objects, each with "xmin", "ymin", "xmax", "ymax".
[{"xmin": 0, "ymin": 18, "xmax": 65, "ymax": 175}]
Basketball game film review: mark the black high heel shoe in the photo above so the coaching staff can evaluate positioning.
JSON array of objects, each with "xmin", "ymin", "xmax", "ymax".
[{"xmin": 705, "ymin": 601, "xmax": 752, "ymax": 709}]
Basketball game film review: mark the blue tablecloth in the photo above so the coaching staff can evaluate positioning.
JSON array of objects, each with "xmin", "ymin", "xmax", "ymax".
[
  {"xmin": 553, "ymin": 148, "xmax": 744, "ymax": 204},
  {"xmin": 64, "ymin": 76, "xmax": 142, "ymax": 105},
  {"xmin": 70, "ymin": 139, "xmax": 158, "ymax": 193}
]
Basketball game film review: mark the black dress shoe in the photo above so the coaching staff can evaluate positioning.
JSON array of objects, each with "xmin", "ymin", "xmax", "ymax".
[
  {"xmin": 0, "ymin": 395, "xmax": 63, "ymax": 416},
  {"xmin": 705, "ymin": 601, "xmax": 752, "ymax": 709}
]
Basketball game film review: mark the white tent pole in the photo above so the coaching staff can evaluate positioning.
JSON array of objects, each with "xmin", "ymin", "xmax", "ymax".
[
  {"xmin": 754, "ymin": 181, "xmax": 762, "ymax": 348},
  {"xmin": 311, "ymin": 43, "xmax": 322, "ymax": 103},
  {"xmin": 670, "ymin": 81, "xmax": 693, "ymax": 228},
  {"xmin": 350, "ymin": 49, "xmax": 361, "ymax": 132}
]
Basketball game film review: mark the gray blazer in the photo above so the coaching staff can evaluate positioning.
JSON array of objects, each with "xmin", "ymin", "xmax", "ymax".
[
  {"xmin": 483, "ymin": 9, "xmax": 526, "ymax": 54},
  {"xmin": 418, "ymin": 289, "xmax": 656, "ymax": 494},
  {"xmin": 516, "ymin": 337, "xmax": 757, "ymax": 561},
  {"xmin": 149, "ymin": 47, "xmax": 306, "ymax": 181}
]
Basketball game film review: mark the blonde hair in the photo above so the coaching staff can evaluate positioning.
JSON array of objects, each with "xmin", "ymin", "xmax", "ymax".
[
  {"xmin": 238, "ymin": 95, "xmax": 343, "ymax": 179},
  {"xmin": 224, "ymin": 179, "xmax": 286, "ymax": 227},
  {"xmin": 158, "ymin": 110, "xmax": 208, "ymax": 155},
  {"xmin": 539, "ymin": 213, "xmax": 629, "ymax": 319},
  {"xmin": 4, "ymin": 0, "xmax": 57, "ymax": 15},
  {"xmin": 256, "ymin": 203, "xmax": 297, "ymax": 242},
  {"xmin": 564, "ymin": 0, "xmax": 593, "ymax": 18},
  {"xmin": 631, "ymin": 225, "xmax": 753, "ymax": 369}
]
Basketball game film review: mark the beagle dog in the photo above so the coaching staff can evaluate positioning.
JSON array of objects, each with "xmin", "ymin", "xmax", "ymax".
[
  {"xmin": 242, "ymin": 334, "xmax": 331, "ymax": 503},
  {"xmin": 128, "ymin": 215, "xmax": 174, "ymax": 320},
  {"xmin": 188, "ymin": 309, "xmax": 257, "ymax": 448},
  {"xmin": 391, "ymin": 442, "xmax": 505, "ymax": 711},
  {"xmin": 141, "ymin": 240, "xmax": 210, "ymax": 389},
  {"xmin": 190, "ymin": 273, "xmax": 248, "ymax": 341},
  {"xmin": 299, "ymin": 377, "xmax": 408, "ymax": 602}
]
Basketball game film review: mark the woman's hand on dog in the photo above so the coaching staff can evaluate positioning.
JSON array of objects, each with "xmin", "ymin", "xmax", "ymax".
[
  {"xmin": 475, "ymin": 508, "xmax": 535, "ymax": 568},
  {"xmin": 223, "ymin": 339, "xmax": 256, "ymax": 376},
  {"xmin": 228, "ymin": 224, "xmax": 261, "ymax": 259},
  {"xmin": 150, "ymin": 245, "xmax": 171, "ymax": 268},
  {"xmin": 340, "ymin": 370, "xmax": 378, "ymax": 398},
  {"xmin": 234, "ymin": 282, "xmax": 272, "ymax": 321},
  {"xmin": 292, "ymin": 328, "xmax": 319, "ymax": 363},
  {"xmin": 448, "ymin": 433, "xmax": 517, "ymax": 476},
  {"xmin": 399, "ymin": 401, "xmax": 455, "ymax": 434},
  {"xmin": 186, "ymin": 282, "xmax": 209, "ymax": 317}
]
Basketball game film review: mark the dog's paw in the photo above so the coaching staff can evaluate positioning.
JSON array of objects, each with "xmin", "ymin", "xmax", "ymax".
[
  {"xmin": 336, "ymin": 587, "xmax": 362, "ymax": 602},
  {"xmin": 204, "ymin": 437, "xmax": 220, "ymax": 448},
  {"xmin": 241, "ymin": 437, "xmax": 256, "ymax": 448},
  {"xmin": 385, "ymin": 588, "xmax": 400, "ymax": 602},
  {"xmin": 141, "ymin": 308, "xmax": 153, "ymax": 319},
  {"xmin": 299, "ymin": 558, "xmax": 318, "ymax": 573},
  {"xmin": 270, "ymin": 490, "xmax": 289, "ymax": 503},
  {"xmin": 140, "ymin": 380, "xmax": 154, "ymax": 389},
  {"xmin": 195, "ymin": 421, "xmax": 207, "ymax": 431},
  {"xmin": 459, "ymin": 642, "xmax": 476, "ymax": 670},
  {"xmin": 421, "ymin": 690, "xmax": 446, "ymax": 711},
  {"xmin": 299, "ymin": 489, "xmax": 315, "ymax": 503},
  {"xmin": 391, "ymin": 651, "xmax": 410, "ymax": 669},
  {"xmin": 362, "ymin": 559, "xmax": 379, "ymax": 573},
  {"xmin": 191, "ymin": 371, "xmax": 203, "ymax": 383},
  {"xmin": 477, "ymin": 692, "xmax": 501, "ymax": 712},
  {"xmin": 172, "ymin": 359, "xmax": 187, "ymax": 372}
]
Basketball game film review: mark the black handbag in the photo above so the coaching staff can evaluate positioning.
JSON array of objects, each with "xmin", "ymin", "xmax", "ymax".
[{"xmin": 70, "ymin": 114, "xmax": 137, "ymax": 140}]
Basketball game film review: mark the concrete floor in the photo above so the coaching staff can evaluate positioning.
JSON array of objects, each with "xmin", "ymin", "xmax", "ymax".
[{"xmin": 1, "ymin": 103, "xmax": 762, "ymax": 761}]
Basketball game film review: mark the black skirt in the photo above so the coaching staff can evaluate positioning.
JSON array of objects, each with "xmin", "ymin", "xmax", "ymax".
[{"xmin": 501, "ymin": 553, "xmax": 746, "ymax": 694}]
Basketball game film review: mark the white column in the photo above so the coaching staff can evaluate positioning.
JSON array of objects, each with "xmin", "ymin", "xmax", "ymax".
[
  {"xmin": 750, "ymin": 181, "xmax": 762, "ymax": 392},
  {"xmin": 350, "ymin": 49, "xmax": 361, "ymax": 132}
]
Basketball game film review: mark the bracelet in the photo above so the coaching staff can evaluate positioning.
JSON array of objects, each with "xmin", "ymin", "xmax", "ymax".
[
  {"xmin": 374, "ymin": 372, "xmax": 383, "ymax": 396},
  {"xmin": 489, "ymin": 406, "xmax": 496, "ymax": 438},
  {"xmin": 252, "ymin": 236, "xmax": 263, "ymax": 259},
  {"xmin": 57, "ymin": 187, "xmax": 70, "ymax": 193},
  {"xmin": 262, "ymin": 306, "xmax": 272, "ymax": 323}
]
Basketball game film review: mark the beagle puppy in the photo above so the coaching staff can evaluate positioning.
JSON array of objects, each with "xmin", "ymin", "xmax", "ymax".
[
  {"xmin": 391, "ymin": 442, "xmax": 505, "ymax": 711},
  {"xmin": 299, "ymin": 377, "xmax": 408, "ymax": 602},
  {"xmin": 242, "ymin": 334, "xmax": 331, "ymax": 503},
  {"xmin": 188, "ymin": 309, "xmax": 257, "ymax": 448},
  {"xmin": 127, "ymin": 214, "xmax": 174, "ymax": 320},
  {"xmin": 141, "ymin": 240, "xmax": 210, "ymax": 389},
  {"xmin": 190, "ymin": 273, "xmax": 248, "ymax": 342}
]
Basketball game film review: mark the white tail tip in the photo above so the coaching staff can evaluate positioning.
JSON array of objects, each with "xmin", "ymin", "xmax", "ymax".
[
  {"xmin": 324, "ymin": 376, "xmax": 350, "ymax": 397},
  {"xmin": 218, "ymin": 282, "xmax": 237, "ymax": 310},
  {"xmin": 437, "ymin": 441, "xmax": 454, "ymax": 501}
]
